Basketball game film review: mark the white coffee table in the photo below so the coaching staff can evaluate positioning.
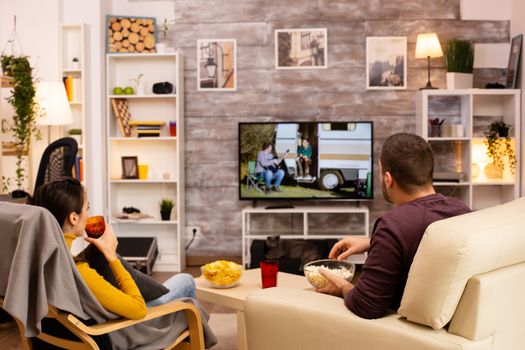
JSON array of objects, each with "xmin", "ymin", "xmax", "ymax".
[{"xmin": 195, "ymin": 268, "xmax": 312, "ymax": 350}]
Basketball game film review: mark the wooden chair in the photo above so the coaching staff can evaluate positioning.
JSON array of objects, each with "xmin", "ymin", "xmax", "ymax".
[{"xmin": 0, "ymin": 296, "xmax": 204, "ymax": 350}]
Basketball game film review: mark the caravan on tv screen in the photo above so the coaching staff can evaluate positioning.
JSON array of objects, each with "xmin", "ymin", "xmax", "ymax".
[{"xmin": 239, "ymin": 122, "xmax": 373, "ymax": 200}]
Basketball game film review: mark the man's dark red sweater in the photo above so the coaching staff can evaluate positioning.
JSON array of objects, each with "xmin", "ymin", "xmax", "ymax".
[{"xmin": 344, "ymin": 193, "xmax": 471, "ymax": 319}]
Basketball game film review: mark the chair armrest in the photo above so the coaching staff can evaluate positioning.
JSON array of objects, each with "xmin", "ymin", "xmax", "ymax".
[{"xmin": 59, "ymin": 301, "xmax": 202, "ymax": 336}]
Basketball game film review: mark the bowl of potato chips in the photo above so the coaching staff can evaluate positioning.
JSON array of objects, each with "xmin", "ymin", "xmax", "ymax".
[{"xmin": 201, "ymin": 260, "xmax": 244, "ymax": 288}]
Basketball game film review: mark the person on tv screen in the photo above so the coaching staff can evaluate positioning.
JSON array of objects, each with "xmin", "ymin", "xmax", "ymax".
[
  {"xmin": 255, "ymin": 143, "xmax": 286, "ymax": 194},
  {"xmin": 315, "ymin": 133, "xmax": 471, "ymax": 319},
  {"xmin": 296, "ymin": 138, "xmax": 313, "ymax": 180}
]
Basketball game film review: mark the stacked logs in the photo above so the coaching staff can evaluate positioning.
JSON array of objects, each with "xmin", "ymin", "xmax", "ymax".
[{"xmin": 107, "ymin": 16, "xmax": 156, "ymax": 53}]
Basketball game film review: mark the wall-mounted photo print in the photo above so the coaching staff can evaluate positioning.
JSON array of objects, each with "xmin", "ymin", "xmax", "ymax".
[
  {"xmin": 275, "ymin": 28, "xmax": 328, "ymax": 69},
  {"xmin": 366, "ymin": 37, "xmax": 407, "ymax": 90},
  {"xmin": 197, "ymin": 39, "xmax": 237, "ymax": 91}
]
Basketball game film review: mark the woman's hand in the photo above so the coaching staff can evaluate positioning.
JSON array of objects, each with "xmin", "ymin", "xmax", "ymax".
[
  {"xmin": 85, "ymin": 224, "xmax": 118, "ymax": 262},
  {"xmin": 329, "ymin": 236, "xmax": 371, "ymax": 260}
]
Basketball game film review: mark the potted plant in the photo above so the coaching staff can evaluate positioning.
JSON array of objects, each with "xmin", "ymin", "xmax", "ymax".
[
  {"xmin": 159, "ymin": 198, "xmax": 174, "ymax": 221},
  {"xmin": 0, "ymin": 54, "xmax": 40, "ymax": 192},
  {"xmin": 68, "ymin": 128, "xmax": 82, "ymax": 144},
  {"xmin": 156, "ymin": 19, "xmax": 175, "ymax": 53},
  {"xmin": 1, "ymin": 55, "xmax": 14, "ymax": 76},
  {"xmin": 445, "ymin": 39, "xmax": 474, "ymax": 89},
  {"xmin": 484, "ymin": 121, "xmax": 516, "ymax": 174},
  {"xmin": 71, "ymin": 57, "xmax": 80, "ymax": 70}
]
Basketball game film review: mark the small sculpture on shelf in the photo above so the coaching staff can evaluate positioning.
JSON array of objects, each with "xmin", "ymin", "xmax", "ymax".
[
  {"xmin": 484, "ymin": 121, "xmax": 516, "ymax": 174},
  {"xmin": 160, "ymin": 198, "xmax": 174, "ymax": 221}
]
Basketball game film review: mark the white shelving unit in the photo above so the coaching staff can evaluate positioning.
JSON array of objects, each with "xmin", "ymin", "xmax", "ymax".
[
  {"xmin": 59, "ymin": 23, "xmax": 86, "ymax": 183},
  {"xmin": 416, "ymin": 89, "xmax": 521, "ymax": 210},
  {"xmin": 0, "ymin": 75, "xmax": 14, "ymax": 192},
  {"xmin": 106, "ymin": 52, "xmax": 185, "ymax": 272},
  {"xmin": 242, "ymin": 206, "xmax": 369, "ymax": 268}
]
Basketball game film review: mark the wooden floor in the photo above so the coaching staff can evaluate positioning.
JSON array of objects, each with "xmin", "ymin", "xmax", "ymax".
[{"xmin": 0, "ymin": 267, "xmax": 235, "ymax": 349}]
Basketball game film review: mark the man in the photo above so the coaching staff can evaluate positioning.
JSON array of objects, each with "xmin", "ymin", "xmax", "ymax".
[
  {"xmin": 255, "ymin": 143, "xmax": 285, "ymax": 194},
  {"xmin": 317, "ymin": 133, "xmax": 471, "ymax": 319},
  {"xmin": 296, "ymin": 138, "xmax": 313, "ymax": 179}
]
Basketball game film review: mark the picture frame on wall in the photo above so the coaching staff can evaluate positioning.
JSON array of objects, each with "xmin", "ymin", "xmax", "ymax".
[
  {"xmin": 197, "ymin": 39, "xmax": 237, "ymax": 91},
  {"xmin": 505, "ymin": 34, "xmax": 523, "ymax": 89},
  {"xmin": 366, "ymin": 37, "xmax": 407, "ymax": 90},
  {"xmin": 106, "ymin": 15, "xmax": 157, "ymax": 54},
  {"xmin": 121, "ymin": 156, "xmax": 139, "ymax": 179},
  {"xmin": 275, "ymin": 28, "xmax": 328, "ymax": 69}
]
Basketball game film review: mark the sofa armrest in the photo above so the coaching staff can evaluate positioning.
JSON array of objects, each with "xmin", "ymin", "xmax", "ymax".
[{"xmin": 244, "ymin": 287, "xmax": 490, "ymax": 350}]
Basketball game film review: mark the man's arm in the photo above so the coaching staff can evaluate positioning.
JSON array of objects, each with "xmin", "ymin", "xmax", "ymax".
[
  {"xmin": 257, "ymin": 151, "xmax": 275, "ymax": 168},
  {"xmin": 344, "ymin": 220, "xmax": 403, "ymax": 319}
]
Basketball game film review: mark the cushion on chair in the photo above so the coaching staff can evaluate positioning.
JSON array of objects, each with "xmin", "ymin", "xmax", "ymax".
[{"xmin": 398, "ymin": 197, "xmax": 525, "ymax": 329}]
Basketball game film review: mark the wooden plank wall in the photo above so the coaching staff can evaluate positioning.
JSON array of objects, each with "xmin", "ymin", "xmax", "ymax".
[{"xmin": 163, "ymin": 0, "xmax": 509, "ymax": 255}]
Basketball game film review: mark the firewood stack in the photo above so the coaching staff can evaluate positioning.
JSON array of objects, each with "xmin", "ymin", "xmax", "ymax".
[{"xmin": 107, "ymin": 16, "xmax": 156, "ymax": 53}]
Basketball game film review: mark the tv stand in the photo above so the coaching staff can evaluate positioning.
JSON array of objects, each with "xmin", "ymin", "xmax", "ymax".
[
  {"xmin": 241, "ymin": 206, "xmax": 370, "ymax": 268},
  {"xmin": 265, "ymin": 204, "xmax": 294, "ymax": 210}
]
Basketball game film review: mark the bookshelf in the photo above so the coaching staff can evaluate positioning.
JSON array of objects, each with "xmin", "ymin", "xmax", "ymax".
[
  {"xmin": 106, "ymin": 52, "xmax": 185, "ymax": 272},
  {"xmin": 416, "ymin": 89, "xmax": 521, "ymax": 210},
  {"xmin": 59, "ymin": 23, "xmax": 86, "ymax": 183}
]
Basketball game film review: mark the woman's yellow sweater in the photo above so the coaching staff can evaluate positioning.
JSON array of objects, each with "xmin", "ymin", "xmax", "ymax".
[{"xmin": 64, "ymin": 234, "xmax": 147, "ymax": 319}]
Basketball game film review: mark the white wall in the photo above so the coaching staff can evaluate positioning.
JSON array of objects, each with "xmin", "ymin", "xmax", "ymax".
[
  {"xmin": 0, "ymin": 0, "xmax": 61, "ymax": 193},
  {"xmin": 461, "ymin": 0, "xmax": 512, "ymax": 20},
  {"xmin": 510, "ymin": 0, "xmax": 525, "ymax": 195},
  {"xmin": 111, "ymin": 0, "xmax": 174, "ymax": 23},
  {"xmin": 461, "ymin": 0, "xmax": 512, "ymax": 69}
]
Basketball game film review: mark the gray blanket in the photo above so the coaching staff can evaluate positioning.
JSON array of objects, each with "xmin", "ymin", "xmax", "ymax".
[{"xmin": 0, "ymin": 203, "xmax": 217, "ymax": 349}]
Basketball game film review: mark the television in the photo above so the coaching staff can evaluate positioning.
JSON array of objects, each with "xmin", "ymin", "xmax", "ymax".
[{"xmin": 239, "ymin": 121, "xmax": 373, "ymax": 200}]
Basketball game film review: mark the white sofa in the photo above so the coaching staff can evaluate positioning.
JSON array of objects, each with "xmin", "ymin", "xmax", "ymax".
[{"xmin": 245, "ymin": 197, "xmax": 525, "ymax": 350}]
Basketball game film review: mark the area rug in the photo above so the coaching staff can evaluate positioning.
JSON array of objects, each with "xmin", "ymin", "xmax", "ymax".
[{"xmin": 208, "ymin": 313, "xmax": 237, "ymax": 350}]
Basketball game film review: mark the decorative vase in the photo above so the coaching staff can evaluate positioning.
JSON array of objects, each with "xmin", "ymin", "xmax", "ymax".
[
  {"xmin": 446, "ymin": 72, "xmax": 473, "ymax": 89},
  {"xmin": 155, "ymin": 43, "xmax": 167, "ymax": 53},
  {"xmin": 160, "ymin": 210, "xmax": 171, "ymax": 221}
]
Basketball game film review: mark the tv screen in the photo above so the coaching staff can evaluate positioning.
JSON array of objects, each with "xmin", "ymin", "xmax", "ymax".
[{"xmin": 239, "ymin": 122, "xmax": 373, "ymax": 200}]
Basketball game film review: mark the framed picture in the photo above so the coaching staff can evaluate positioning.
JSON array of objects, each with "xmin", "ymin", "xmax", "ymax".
[
  {"xmin": 275, "ymin": 28, "xmax": 328, "ymax": 69},
  {"xmin": 106, "ymin": 15, "xmax": 157, "ymax": 53},
  {"xmin": 505, "ymin": 34, "xmax": 523, "ymax": 89},
  {"xmin": 197, "ymin": 39, "xmax": 237, "ymax": 91},
  {"xmin": 366, "ymin": 37, "xmax": 407, "ymax": 90},
  {"xmin": 121, "ymin": 156, "xmax": 139, "ymax": 179}
]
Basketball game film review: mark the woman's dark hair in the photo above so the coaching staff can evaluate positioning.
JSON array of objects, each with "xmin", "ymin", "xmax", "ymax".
[
  {"xmin": 32, "ymin": 177, "xmax": 85, "ymax": 228},
  {"xmin": 262, "ymin": 142, "xmax": 273, "ymax": 150},
  {"xmin": 380, "ymin": 133, "xmax": 434, "ymax": 194}
]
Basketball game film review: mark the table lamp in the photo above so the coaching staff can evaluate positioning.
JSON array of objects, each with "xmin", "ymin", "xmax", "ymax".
[
  {"xmin": 415, "ymin": 33, "xmax": 443, "ymax": 90},
  {"xmin": 35, "ymin": 81, "xmax": 73, "ymax": 144}
]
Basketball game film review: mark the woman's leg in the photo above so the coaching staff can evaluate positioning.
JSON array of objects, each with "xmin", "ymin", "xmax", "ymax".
[
  {"xmin": 146, "ymin": 273, "xmax": 196, "ymax": 307},
  {"xmin": 263, "ymin": 170, "xmax": 273, "ymax": 191}
]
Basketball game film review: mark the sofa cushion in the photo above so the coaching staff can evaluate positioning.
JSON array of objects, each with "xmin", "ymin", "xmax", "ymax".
[
  {"xmin": 245, "ymin": 287, "xmax": 492, "ymax": 350},
  {"xmin": 398, "ymin": 197, "xmax": 525, "ymax": 329}
]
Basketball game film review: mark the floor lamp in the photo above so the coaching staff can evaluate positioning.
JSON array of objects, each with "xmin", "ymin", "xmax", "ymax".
[
  {"xmin": 415, "ymin": 33, "xmax": 444, "ymax": 90},
  {"xmin": 35, "ymin": 81, "xmax": 73, "ymax": 144}
]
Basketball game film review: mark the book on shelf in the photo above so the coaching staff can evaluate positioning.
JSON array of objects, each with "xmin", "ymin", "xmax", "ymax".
[
  {"xmin": 72, "ymin": 156, "xmax": 84, "ymax": 181},
  {"xmin": 63, "ymin": 76, "xmax": 82, "ymax": 102}
]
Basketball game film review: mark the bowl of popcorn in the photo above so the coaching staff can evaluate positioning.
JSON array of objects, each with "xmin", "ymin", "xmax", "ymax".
[
  {"xmin": 201, "ymin": 260, "xmax": 244, "ymax": 288},
  {"xmin": 303, "ymin": 259, "xmax": 355, "ymax": 289}
]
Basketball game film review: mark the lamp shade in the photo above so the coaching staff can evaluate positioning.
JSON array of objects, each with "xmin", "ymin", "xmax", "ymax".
[
  {"xmin": 415, "ymin": 33, "xmax": 444, "ymax": 59},
  {"xmin": 36, "ymin": 81, "xmax": 73, "ymax": 126}
]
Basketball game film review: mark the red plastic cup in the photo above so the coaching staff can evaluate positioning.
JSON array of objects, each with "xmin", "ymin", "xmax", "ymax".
[
  {"xmin": 260, "ymin": 260, "xmax": 279, "ymax": 288},
  {"xmin": 169, "ymin": 121, "xmax": 177, "ymax": 137},
  {"xmin": 85, "ymin": 216, "xmax": 106, "ymax": 238}
]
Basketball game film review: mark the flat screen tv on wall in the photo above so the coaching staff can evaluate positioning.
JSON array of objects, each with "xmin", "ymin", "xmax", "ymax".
[{"xmin": 239, "ymin": 121, "xmax": 374, "ymax": 200}]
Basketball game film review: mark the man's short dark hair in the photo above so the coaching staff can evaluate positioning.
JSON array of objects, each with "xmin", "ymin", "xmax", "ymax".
[
  {"xmin": 262, "ymin": 142, "xmax": 273, "ymax": 150},
  {"xmin": 380, "ymin": 133, "xmax": 434, "ymax": 193}
]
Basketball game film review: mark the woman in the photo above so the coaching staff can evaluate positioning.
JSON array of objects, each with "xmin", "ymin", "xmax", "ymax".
[{"xmin": 32, "ymin": 177, "xmax": 196, "ymax": 319}]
